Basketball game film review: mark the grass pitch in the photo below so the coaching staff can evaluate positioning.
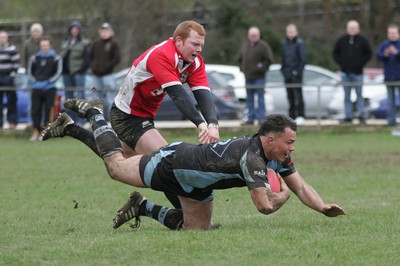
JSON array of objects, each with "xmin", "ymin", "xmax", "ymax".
[{"xmin": 1, "ymin": 127, "xmax": 399, "ymax": 265}]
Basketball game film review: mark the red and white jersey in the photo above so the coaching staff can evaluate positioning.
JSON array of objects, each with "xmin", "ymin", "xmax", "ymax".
[{"xmin": 114, "ymin": 38, "xmax": 210, "ymax": 118}]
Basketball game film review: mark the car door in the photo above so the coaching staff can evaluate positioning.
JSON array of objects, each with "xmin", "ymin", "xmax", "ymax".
[
  {"xmin": 302, "ymin": 69, "xmax": 339, "ymax": 117},
  {"xmin": 266, "ymin": 66, "xmax": 339, "ymax": 118}
]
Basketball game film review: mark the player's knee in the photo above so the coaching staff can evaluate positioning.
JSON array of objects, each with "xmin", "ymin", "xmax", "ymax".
[
  {"xmin": 181, "ymin": 218, "xmax": 211, "ymax": 230},
  {"xmin": 105, "ymin": 164, "xmax": 121, "ymax": 180},
  {"xmin": 182, "ymin": 223, "xmax": 210, "ymax": 230},
  {"xmin": 103, "ymin": 156, "xmax": 125, "ymax": 180}
]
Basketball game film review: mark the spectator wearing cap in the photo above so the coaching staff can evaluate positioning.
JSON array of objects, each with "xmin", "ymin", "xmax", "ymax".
[
  {"xmin": 88, "ymin": 22, "xmax": 120, "ymax": 120},
  {"xmin": 61, "ymin": 20, "xmax": 90, "ymax": 124}
]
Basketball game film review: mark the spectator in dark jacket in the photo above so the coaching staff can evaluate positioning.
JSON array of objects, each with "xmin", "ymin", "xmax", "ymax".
[
  {"xmin": 238, "ymin": 26, "xmax": 273, "ymax": 125},
  {"xmin": 333, "ymin": 20, "xmax": 372, "ymax": 124},
  {"xmin": 28, "ymin": 36, "xmax": 62, "ymax": 141},
  {"xmin": 281, "ymin": 23, "xmax": 307, "ymax": 124},
  {"xmin": 0, "ymin": 29, "xmax": 20, "ymax": 130},
  {"xmin": 377, "ymin": 24, "xmax": 400, "ymax": 126},
  {"xmin": 61, "ymin": 21, "xmax": 90, "ymax": 124},
  {"xmin": 88, "ymin": 22, "xmax": 120, "ymax": 121}
]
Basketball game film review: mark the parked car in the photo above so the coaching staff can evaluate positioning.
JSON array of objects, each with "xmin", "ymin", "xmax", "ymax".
[
  {"xmin": 6, "ymin": 67, "xmax": 242, "ymax": 125},
  {"xmin": 114, "ymin": 68, "xmax": 243, "ymax": 120},
  {"xmin": 326, "ymin": 73, "xmax": 387, "ymax": 119},
  {"xmin": 206, "ymin": 64, "xmax": 340, "ymax": 118},
  {"xmin": 205, "ymin": 64, "xmax": 275, "ymax": 114},
  {"xmin": 205, "ymin": 64, "xmax": 246, "ymax": 99},
  {"xmin": 368, "ymin": 84, "xmax": 400, "ymax": 119},
  {"xmin": 265, "ymin": 64, "xmax": 341, "ymax": 118},
  {"xmin": 2, "ymin": 69, "xmax": 63, "ymax": 124},
  {"xmin": 9, "ymin": 71, "xmax": 30, "ymax": 123},
  {"xmin": 5, "ymin": 68, "xmax": 85, "ymax": 124}
]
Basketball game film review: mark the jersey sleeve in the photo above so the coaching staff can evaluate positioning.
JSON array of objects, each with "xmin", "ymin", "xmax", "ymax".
[
  {"xmin": 147, "ymin": 49, "xmax": 181, "ymax": 89},
  {"xmin": 241, "ymin": 147, "xmax": 270, "ymax": 190},
  {"xmin": 276, "ymin": 156, "xmax": 296, "ymax": 177}
]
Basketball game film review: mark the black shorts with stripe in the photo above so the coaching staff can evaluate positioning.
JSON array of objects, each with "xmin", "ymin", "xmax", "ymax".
[
  {"xmin": 139, "ymin": 148, "xmax": 213, "ymax": 202},
  {"xmin": 109, "ymin": 103, "xmax": 155, "ymax": 150}
]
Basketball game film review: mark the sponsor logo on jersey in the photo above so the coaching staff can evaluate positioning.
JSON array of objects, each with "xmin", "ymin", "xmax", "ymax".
[
  {"xmin": 253, "ymin": 169, "xmax": 266, "ymax": 177},
  {"xmin": 150, "ymin": 87, "xmax": 164, "ymax": 96}
]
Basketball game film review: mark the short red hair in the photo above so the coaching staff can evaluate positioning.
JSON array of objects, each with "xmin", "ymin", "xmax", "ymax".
[{"xmin": 173, "ymin": 21, "xmax": 205, "ymax": 42}]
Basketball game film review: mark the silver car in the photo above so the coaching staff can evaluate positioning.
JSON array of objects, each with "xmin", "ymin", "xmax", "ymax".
[
  {"xmin": 206, "ymin": 64, "xmax": 341, "ymax": 118},
  {"xmin": 266, "ymin": 64, "xmax": 341, "ymax": 118},
  {"xmin": 326, "ymin": 73, "xmax": 387, "ymax": 119}
]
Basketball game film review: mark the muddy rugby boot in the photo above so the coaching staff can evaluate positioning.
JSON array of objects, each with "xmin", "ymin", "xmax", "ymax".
[
  {"xmin": 41, "ymin": 112, "xmax": 74, "ymax": 141},
  {"xmin": 64, "ymin": 98, "xmax": 104, "ymax": 118},
  {"xmin": 113, "ymin": 191, "xmax": 147, "ymax": 229}
]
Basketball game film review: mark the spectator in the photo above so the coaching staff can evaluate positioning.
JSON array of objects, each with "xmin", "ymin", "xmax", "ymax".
[
  {"xmin": 27, "ymin": 36, "xmax": 62, "ymax": 141},
  {"xmin": 333, "ymin": 20, "xmax": 372, "ymax": 124},
  {"xmin": 88, "ymin": 22, "xmax": 120, "ymax": 121},
  {"xmin": 0, "ymin": 29, "xmax": 20, "ymax": 130},
  {"xmin": 23, "ymin": 23, "xmax": 44, "ymax": 128},
  {"xmin": 238, "ymin": 26, "xmax": 273, "ymax": 126},
  {"xmin": 377, "ymin": 24, "xmax": 400, "ymax": 126},
  {"xmin": 24, "ymin": 23, "xmax": 43, "ymax": 69},
  {"xmin": 60, "ymin": 21, "xmax": 90, "ymax": 124},
  {"xmin": 281, "ymin": 23, "xmax": 307, "ymax": 124}
]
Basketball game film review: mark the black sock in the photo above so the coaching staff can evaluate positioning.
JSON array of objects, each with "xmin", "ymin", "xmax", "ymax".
[
  {"xmin": 140, "ymin": 200, "xmax": 183, "ymax": 230},
  {"xmin": 65, "ymin": 124, "xmax": 100, "ymax": 157}
]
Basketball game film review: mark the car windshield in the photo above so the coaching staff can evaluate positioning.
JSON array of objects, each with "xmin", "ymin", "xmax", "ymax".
[
  {"xmin": 304, "ymin": 70, "xmax": 336, "ymax": 85},
  {"xmin": 207, "ymin": 71, "xmax": 229, "ymax": 90},
  {"xmin": 266, "ymin": 68, "xmax": 337, "ymax": 85},
  {"xmin": 266, "ymin": 70, "xmax": 284, "ymax": 83},
  {"xmin": 216, "ymin": 72, "xmax": 235, "ymax": 82}
]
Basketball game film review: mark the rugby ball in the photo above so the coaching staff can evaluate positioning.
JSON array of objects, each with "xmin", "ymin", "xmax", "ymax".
[{"xmin": 267, "ymin": 168, "xmax": 281, "ymax": 193}]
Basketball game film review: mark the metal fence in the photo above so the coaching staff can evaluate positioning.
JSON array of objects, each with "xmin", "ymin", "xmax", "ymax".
[{"xmin": 1, "ymin": 81, "xmax": 399, "ymax": 131}]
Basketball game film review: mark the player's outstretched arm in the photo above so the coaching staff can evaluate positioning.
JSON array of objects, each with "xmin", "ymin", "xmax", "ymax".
[{"xmin": 284, "ymin": 172, "xmax": 345, "ymax": 217}]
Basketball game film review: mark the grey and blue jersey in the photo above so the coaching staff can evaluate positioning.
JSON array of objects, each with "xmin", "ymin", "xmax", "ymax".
[{"xmin": 139, "ymin": 135, "xmax": 296, "ymax": 201}]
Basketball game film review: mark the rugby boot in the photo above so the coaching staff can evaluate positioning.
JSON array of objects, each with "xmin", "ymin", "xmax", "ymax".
[
  {"xmin": 63, "ymin": 97, "xmax": 104, "ymax": 118},
  {"xmin": 113, "ymin": 191, "xmax": 147, "ymax": 229},
  {"xmin": 41, "ymin": 112, "xmax": 74, "ymax": 141}
]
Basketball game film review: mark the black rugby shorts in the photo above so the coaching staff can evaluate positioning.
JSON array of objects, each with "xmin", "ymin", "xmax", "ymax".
[{"xmin": 109, "ymin": 104, "xmax": 155, "ymax": 150}]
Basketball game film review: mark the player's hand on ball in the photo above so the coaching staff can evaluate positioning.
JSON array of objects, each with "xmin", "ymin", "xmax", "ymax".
[
  {"xmin": 278, "ymin": 175, "xmax": 289, "ymax": 192},
  {"xmin": 321, "ymin": 204, "xmax": 345, "ymax": 217}
]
